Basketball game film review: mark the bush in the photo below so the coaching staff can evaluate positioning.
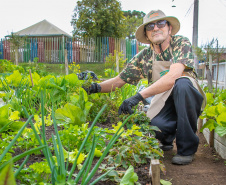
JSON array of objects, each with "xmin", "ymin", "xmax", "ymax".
[{"xmin": 0, "ymin": 59, "xmax": 24, "ymax": 74}]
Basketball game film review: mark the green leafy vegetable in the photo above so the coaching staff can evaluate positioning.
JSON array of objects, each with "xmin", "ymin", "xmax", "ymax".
[
  {"xmin": 0, "ymin": 161, "xmax": 16, "ymax": 185},
  {"xmin": 120, "ymin": 165, "xmax": 138, "ymax": 185}
]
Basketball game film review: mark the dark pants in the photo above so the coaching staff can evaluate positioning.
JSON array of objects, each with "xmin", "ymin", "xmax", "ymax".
[{"xmin": 151, "ymin": 78, "xmax": 203, "ymax": 156}]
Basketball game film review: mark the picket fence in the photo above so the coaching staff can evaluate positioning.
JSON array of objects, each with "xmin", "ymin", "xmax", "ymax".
[{"xmin": 0, "ymin": 37, "xmax": 139, "ymax": 64}]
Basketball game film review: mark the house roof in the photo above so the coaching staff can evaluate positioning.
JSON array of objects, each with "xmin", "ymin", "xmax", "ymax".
[{"xmin": 7, "ymin": 19, "xmax": 72, "ymax": 38}]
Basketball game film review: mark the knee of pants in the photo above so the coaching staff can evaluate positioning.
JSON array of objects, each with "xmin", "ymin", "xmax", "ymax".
[
  {"xmin": 150, "ymin": 119, "xmax": 164, "ymax": 132},
  {"xmin": 174, "ymin": 78, "xmax": 192, "ymax": 93}
]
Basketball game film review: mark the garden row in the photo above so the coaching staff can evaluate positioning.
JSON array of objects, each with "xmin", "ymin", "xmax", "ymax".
[
  {"xmin": 1, "ymin": 58, "xmax": 225, "ymax": 184},
  {"xmin": 0, "ymin": 59, "xmax": 163, "ymax": 185}
]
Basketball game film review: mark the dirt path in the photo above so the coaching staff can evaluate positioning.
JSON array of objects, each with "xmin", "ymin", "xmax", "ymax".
[{"xmin": 161, "ymin": 132, "xmax": 226, "ymax": 185}]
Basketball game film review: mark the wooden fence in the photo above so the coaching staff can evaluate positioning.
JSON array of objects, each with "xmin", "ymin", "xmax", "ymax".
[{"xmin": 0, "ymin": 37, "xmax": 139, "ymax": 63}]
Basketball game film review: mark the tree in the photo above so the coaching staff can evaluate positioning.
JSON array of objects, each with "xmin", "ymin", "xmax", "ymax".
[
  {"xmin": 194, "ymin": 38, "xmax": 224, "ymax": 92},
  {"xmin": 123, "ymin": 10, "xmax": 145, "ymax": 39},
  {"xmin": 71, "ymin": 0, "xmax": 127, "ymax": 38},
  {"xmin": 8, "ymin": 33, "xmax": 26, "ymax": 65}
]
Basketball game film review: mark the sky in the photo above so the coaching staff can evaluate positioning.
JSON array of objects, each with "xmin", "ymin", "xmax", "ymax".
[{"xmin": 1, "ymin": 0, "xmax": 226, "ymax": 47}]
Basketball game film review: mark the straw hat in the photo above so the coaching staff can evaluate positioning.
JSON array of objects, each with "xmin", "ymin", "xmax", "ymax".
[{"xmin": 135, "ymin": 10, "xmax": 180, "ymax": 44}]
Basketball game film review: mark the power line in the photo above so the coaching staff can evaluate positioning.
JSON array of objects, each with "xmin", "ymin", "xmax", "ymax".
[{"xmin": 184, "ymin": 1, "xmax": 194, "ymax": 18}]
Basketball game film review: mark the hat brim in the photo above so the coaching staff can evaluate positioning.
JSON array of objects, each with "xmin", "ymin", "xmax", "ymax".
[{"xmin": 135, "ymin": 16, "xmax": 180, "ymax": 44}]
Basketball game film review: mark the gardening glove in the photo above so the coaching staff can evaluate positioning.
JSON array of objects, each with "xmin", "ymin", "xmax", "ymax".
[
  {"xmin": 118, "ymin": 92, "xmax": 144, "ymax": 115},
  {"xmin": 82, "ymin": 83, "xmax": 101, "ymax": 95}
]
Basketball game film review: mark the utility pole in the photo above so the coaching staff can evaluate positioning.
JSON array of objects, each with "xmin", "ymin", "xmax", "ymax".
[{"xmin": 192, "ymin": 0, "xmax": 199, "ymax": 72}]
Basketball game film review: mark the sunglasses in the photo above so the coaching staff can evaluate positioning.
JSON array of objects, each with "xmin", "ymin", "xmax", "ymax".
[{"xmin": 145, "ymin": 20, "xmax": 168, "ymax": 31}]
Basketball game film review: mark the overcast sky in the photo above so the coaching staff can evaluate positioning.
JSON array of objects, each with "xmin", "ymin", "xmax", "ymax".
[{"xmin": 1, "ymin": 0, "xmax": 226, "ymax": 47}]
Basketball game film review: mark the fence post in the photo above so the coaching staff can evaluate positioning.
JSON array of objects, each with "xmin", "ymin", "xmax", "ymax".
[
  {"xmin": 197, "ymin": 118, "xmax": 203, "ymax": 133},
  {"xmin": 116, "ymin": 51, "xmax": 119, "ymax": 73},
  {"xmin": 29, "ymin": 69, "xmax": 34, "ymax": 87},
  {"xmin": 209, "ymin": 130, "xmax": 214, "ymax": 147},
  {"xmin": 65, "ymin": 49, "xmax": 68, "ymax": 75},
  {"xmin": 15, "ymin": 48, "xmax": 19, "ymax": 65},
  {"xmin": 149, "ymin": 159, "xmax": 160, "ymax": 185},
  {"xmin": 224, "ymin": 62, "xmax": 226, "ymax": 89}
]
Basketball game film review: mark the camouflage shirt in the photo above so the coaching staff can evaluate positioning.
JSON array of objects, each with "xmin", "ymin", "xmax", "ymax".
[{"xmin": 119, "ymin": 35, "xmax": 196, "ymax": 85}]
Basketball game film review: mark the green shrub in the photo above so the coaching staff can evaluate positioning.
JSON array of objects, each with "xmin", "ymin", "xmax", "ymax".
[{"xmin": 0, "ymin": 59, "xmax": 24, "ymax": 74}]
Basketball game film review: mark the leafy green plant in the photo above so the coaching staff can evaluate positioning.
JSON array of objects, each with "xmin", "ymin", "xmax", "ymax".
[
  {"xmin": 55, "ymin": 88, "xmax": 93, "ymax": 126},
  {"xmin": 105, "ymin": 68, "xmax": 118, "ymax": 78},
  {"xmin": 105, "ymin": 50, "xmax": 126, "ymax": 70},
  {"xmin": 0, "ymin": 59, "xmax": 24, "ymax": 74},
  {"xmin": 160, "ymin": 179, "xmax": 172, "ymax": 185},
  {"xmin": 28, "ymin": 160, "xmax": 52, "ymax": 183},
  {"xmin": 58, "ymin": 123, "xmax": 107, "ymax": 154},
  {"xmin": 0, "ymin": 104, "xmax": 24, "ymax": 132},
  {"xmin": 16, "ymin": 113, "xmax": 53, "ymax": 152},
  {"xmin": 104, "ymin": 50, "xmax": 127, "ymax": 78},
  {"xmin": 22, "ymin": 91, "xmax": 133, "ymax": 184},
  {"xmin": 120, "ymin": 165, "xmax": 140, "ymax": 185},
  {"xmin": 0, "ymin": 161, "xmax": 16, "ymax": 185},
  {"xmin": 104, "ymin": 122, "xmax": 163, "ymax": 169},
  {"xmin": 88, "ymin": 92, "xmax": 121, "ymax": 123},
  {"xmin": 0, "ymin": 114, "xmax": 47, "ymax": 184},
  {"xmin": 0, "ymin": 73, "xmax": 39, "ymax": 116},
  {"xmin": 200, "ymin": 90, "xmax": 226, "ymax": 137},
  {"xmin": 123, "ymin": 111, "xmax": 152, "ymax": 130}
]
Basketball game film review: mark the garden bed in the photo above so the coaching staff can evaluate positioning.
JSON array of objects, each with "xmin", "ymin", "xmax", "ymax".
[
  {"xmin": 1, "ymin": 60, "xmax": 225, "ymax": 185},
  {"xmin": 12, "ymin": 120, "xmax": 226, "ymax": 185},
  {"xmin": 202, "ymin": 119, "xmax": 226, "ymax": 159}
]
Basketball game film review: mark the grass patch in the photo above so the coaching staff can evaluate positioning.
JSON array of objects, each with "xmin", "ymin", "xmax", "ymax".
[
  {"xmin": 19, "ymin": 62, "xmax": 124, "ymax": 78},
  {"xmin": 79, "ymin": 63, "xmax": 106, "ymax": 77}
]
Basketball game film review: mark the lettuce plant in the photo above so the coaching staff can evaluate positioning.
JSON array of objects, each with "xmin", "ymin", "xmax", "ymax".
[
  {"xmin": 0, "ymin": 104, "xmax": 24, "ymax": 132},
  {"xmin": 55, "ymin": 88, "xmax": 92, "ymax": 126},
  {"xmin": 120, "ymin": 165, "xmax": 140, "ymax": 185}
]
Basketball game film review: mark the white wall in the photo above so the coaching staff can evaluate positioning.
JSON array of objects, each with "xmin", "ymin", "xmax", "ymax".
[{"xmin": 212, "ymin": 62, "xmax": 226, "ymax": 82}]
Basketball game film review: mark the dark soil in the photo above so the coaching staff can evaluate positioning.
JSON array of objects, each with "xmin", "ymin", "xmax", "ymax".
[
  {"xmin": 14, "ymin": 121, "xmax": 226, "ymax": 185},
  {"xmin": 92, "ymin": 123, "xmax": 226, "ymax": 185}
]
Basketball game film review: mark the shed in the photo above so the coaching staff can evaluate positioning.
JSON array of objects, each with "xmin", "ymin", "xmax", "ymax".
[
  {"xmin": 11, "ymin": 19, "xmax": 72, "ymax": 38},
  {"xmin": 4, "ymin": 20, "xmax": 72, "ymax": 63}
]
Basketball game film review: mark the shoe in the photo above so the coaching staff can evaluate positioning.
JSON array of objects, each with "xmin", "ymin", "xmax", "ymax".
[
  {"xmin": 159, "ymin": 144, "xmax": 173, "ymax": 151},
  {"xmin": 172, "ymin": 154, "xmax": 194, "ymax": 165}
]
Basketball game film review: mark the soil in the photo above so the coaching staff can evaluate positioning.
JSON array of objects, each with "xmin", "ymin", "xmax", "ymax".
[
  {"xmin": 93, "ymin": 124, "xmax": 226, "ymax": 185},
  {"xmin": 160, "ymin": 132, "xmax": 226, "ymax": 185},
  {"xmin": 14, "ymin": 122, "xmax": 226, "ymax": 185}
]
